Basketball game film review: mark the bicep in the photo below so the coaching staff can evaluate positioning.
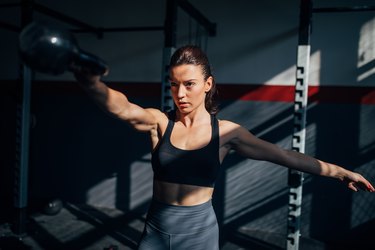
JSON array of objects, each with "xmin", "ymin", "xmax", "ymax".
[
  {"xmin": 79, "ymin": 79, "xmax": 161, "ymax": 132},
  {"xmin": 227, "ymin": 124, "xmax": 332, "ymax": 175},
  {"xmin": 118, "ymin": 105, "xmax": 161, "ymax": 132},
  {"xmin": 230, "ymin": 126, "xmax": 288, "ymax": 163}
]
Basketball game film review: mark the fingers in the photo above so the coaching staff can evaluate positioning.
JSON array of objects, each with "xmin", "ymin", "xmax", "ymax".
[
  {"xmin": 368, "ymin": 183, "xmax": 375, "ymax": 192},
  {"xmin": 363, "ymin": 180, "xmax": 375, "ymax": 192},
  {"xmin": 356, "ymin": 174, "xmax": 375, "ymax": 192},
  {"xmin": 348, "ymin": 182, "xmax": 358, "ymax": 192},
  {"xmin": 344, "ymin": 172, "xmax": 374, "ymax": 192}
]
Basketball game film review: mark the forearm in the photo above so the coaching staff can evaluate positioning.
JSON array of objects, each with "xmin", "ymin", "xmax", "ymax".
[
  {"xmin": 284, "ymin": 150, "xmax": 375, "ymax": 192},
  {"xmin": 75, "ymin": 70, "xmax": 131, "ymax": 118},
  {"xmin": 75, "ymin": 72, "xmax": 159, "ymax": 132},
  {"xmin": 283, "ymin": 150, "xmax": 348, "ymax": 180},
  {"xmin": 79, "ymin": 79, "xmax": 130, "ymax": 117}
]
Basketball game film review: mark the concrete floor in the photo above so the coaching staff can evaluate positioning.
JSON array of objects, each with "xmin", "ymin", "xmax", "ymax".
[{"xmin": 0, "ymin": 202, "xmax": 325, "ymax": 250}]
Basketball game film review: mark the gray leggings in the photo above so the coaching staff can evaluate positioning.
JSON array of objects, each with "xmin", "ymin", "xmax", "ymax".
[{"xmin": 137, "ymin": 199, "xmax": 219, "ymax": 250}]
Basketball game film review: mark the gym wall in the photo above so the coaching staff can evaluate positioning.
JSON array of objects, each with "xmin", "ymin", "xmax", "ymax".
[{"xmin": 1, "ymin": 0, "xmax": 374, "ymax": 248}]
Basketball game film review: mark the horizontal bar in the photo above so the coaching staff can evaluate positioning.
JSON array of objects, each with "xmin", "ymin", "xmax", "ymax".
[
  {"xmin": 178, "ymin": 0, "xmax": 216, "ymax": 36},
  {"xmin": 33, "ymin": 3, "xmax": 101, "ymax": 37},
  {"xmin": 313, "ymin": 6, "xmax": 375, "ymax": 13},
  {"xmin": 0, "ymin": 21, "xmax": 20, "ymax": 32},
  {"xmin": 71, "ymin": 26, "xmax": 164, "ymax": 33}
]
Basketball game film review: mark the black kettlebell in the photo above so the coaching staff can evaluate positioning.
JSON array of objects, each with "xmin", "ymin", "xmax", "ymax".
[
  {"xmin": 42, "ymin": 198, "xmax": 63, "ymax": 216},
  {"xmin": 19, "ymin": 21, "xmax": 109, "ymax": 76}
]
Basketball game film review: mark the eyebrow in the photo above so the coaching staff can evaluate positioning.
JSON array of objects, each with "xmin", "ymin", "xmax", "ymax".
[{"xmin": 169, "ymin": 78, "xmax": 198, "ymax": 82}]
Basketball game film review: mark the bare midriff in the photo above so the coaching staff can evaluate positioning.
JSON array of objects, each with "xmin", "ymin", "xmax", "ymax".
[{"xmin": 153, "ymin": 180, "xmax": 214, "ymax": 206}]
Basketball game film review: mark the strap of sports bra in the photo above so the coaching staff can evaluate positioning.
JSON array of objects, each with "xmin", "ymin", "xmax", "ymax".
[
  {"xmin": 163, "ymin": 110, "xmax": 176, "ymax": 138},
  {"xmin": 211, "ymin": 114, "xmax": 220, "ymax": 148}
]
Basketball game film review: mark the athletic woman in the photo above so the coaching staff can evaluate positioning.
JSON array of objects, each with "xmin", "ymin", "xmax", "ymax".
[{"xmin": 74, "ymin": 45, "xmax": 374, "ymax": 250}]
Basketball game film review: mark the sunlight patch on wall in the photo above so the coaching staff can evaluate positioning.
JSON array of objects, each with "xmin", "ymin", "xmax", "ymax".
[
  {"xmin": 357, "ymin": 17, "xmax": 375, "ymax": 82},
  {"xmin": 129, "ymin": 153, "xmax": 153, "ymax": 210},
  {"xmin": 86, "ymin": 174, "xmax": 117, "ymax": 208},
  {"xmin": 358, "ymin": 106, "xmax": 375, "ymax": 156},
  {"xmin": 265, "ymin": 50, "xmax": 321, "ymax": 86}
]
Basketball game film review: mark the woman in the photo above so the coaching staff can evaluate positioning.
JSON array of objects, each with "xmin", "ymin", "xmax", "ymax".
[{"xmin": 75, "ymin": 45, "xmax": 374, "ymax": 250}]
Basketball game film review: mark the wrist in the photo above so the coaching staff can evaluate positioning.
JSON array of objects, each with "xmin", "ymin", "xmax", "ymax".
[{"xmin": 333, "ymin": 165, "xmax": 348, "ymax": 181}]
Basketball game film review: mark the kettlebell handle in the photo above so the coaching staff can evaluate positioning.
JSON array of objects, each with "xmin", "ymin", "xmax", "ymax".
[{"xmin": 70, "ymin": 49, "xmax": 109, "ymax": 76}]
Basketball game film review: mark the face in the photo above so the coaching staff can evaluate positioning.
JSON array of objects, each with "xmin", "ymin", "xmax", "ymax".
[{"xmin": 169, "ymin": 64, "xmax": 212, "ymax": 114}]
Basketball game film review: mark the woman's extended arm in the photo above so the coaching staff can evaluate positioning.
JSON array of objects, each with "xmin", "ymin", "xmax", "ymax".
[
  {"xmin": 74, "ymin": 70, "xmax": 162, "ymax": 132},
  {"xmin": 225, "ymin": 121, "xmax": 374, "ymax": 192}
]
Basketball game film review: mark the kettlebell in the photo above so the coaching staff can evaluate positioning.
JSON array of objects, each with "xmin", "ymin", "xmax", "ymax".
[
  {"xmin": 19, "ymin": 21, "xmax": 109, "ymax": 76},
  {"xmin": 42, "ymin": 198, "xmax": 63, "ymax": 216}
]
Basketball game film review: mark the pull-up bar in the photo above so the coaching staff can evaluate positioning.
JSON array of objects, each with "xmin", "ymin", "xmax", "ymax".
[
  {"xmin": 71, "ymin": 26, "xmax": 165, "ymax": 33},
  {"xmin": 33, "ymin": 3, "xmax": 99, "ymax": 35},
  {"xmin": 313, "ymin": 5, "xmax": 375, "ymax": 13}
]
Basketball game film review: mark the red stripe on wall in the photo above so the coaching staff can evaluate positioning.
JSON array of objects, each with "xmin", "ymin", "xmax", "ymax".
[
  {"xmin": 217, "ymin": 84, "xmax": 375, "ymax": 105},
  {"xmin": 308, "ymin": 86, "xmax": 375, "ymax": 105},
  {"xmin": 218, "ymin": 85, "xmax": 295, "ymax": 102}
]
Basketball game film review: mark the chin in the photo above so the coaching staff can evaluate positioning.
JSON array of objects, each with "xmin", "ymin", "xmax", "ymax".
[
  {"xmin": 177, "ymin": 107, "xmax": 193, "ymax": 114},
  {"xmin": 178, "ymin": 108, "xmax": 189, "ymax": 114}
]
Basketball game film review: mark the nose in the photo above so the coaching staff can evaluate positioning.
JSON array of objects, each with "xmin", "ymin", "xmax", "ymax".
[{"xmin": 177, "ymin": 85, "xmax": 186, "ymax": 99}]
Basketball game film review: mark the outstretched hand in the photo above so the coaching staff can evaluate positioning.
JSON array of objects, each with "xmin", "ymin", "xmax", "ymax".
[{"xmin": 342, "ymin": 171, "xmax": 375, "ymax": 192}]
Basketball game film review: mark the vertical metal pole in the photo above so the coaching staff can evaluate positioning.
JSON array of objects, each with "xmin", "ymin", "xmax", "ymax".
[
  {"xmin": 287, "ymin": 0, "xmax": 312, "ymax": 249},
  {"xmin": 161, "ymin": 47, "xmax": 175, "ymax": 112},
  {"xmin": 14, "ymin": 0, "xmax": 33, "ymax": 236},
  {"xmin": 161, "ymin": 0, "xmax": 177, "ymax": 112}
]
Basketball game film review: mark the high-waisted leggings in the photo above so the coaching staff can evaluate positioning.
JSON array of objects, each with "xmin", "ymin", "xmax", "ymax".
[{"xmin": 137, "ymin": 199, "xmax": 219, "ymax": 250}]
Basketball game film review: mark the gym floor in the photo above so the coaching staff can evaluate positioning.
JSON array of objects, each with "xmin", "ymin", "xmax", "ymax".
[{"xmin": 0, "ymin": 202, "xmax": 326, "ymax": 250}]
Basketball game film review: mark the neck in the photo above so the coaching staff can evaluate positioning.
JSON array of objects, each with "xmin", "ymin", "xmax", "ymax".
[{"xmin": 176, "ymin": 108, "xmax": 210, "ymax": 128}]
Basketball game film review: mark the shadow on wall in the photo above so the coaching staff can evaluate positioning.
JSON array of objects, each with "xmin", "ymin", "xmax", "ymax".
[{"xmin": 28, "ymin": 84, "xmax": 157, "ymax": 215}]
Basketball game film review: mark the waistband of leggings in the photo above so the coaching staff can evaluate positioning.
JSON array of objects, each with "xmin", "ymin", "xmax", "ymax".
[
  {"xmin": 150, "ymin": 198, "xmax": 213, "ymax": 214},
  {"xmin": 147, "ymin": 198, "xmax": 216, "ymax": 234}
]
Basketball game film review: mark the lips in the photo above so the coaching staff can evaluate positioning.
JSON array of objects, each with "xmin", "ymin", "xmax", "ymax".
[{"xmin": 178, "ymin": 102, "xmax": 189, "ymax": 108}]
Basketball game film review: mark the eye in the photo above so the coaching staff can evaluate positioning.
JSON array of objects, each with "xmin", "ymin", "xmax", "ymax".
[
  {"xmin": 170, "ymin": 82, "xmax": 177, "ymax": 87},
  {"xmin": 185, "ymin": 82, "xmax": 195, "ymax": 88}
]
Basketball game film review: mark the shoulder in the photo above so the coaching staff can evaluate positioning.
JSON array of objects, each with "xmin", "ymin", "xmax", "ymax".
[
  {"xmin": 218, "ymin": 119, "xmax": 242, "ymax": 133},
  {"xmin": 145, "ymin": 108, "xmax": 170, "ymax": 134},
  {"xmin": 217, "ymin": 119, "xmax": 244, "ymax": 145},
  {"xmin": 218, "ymin": 119, "xmax": 256, "ymax": 145},
  {"xmin": 145, "ymin": 108, "xmax": 166, "ymax": 119}
]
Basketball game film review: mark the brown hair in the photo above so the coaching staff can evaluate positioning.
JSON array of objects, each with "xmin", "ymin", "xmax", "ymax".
[{"xmin": 169, "ymin": 45, "xmax": 219, "ymax": 114}]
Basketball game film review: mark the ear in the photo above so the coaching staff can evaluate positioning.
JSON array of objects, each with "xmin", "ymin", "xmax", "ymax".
[{"xmin": 204, "ymin": 76, "xmax": 213, "ymax": 93}]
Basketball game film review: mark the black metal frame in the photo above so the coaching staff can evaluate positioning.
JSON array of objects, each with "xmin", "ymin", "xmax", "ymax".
[
  {"xmin": 178, "ymin": 0, "xmax": 216, "ymax": 36},
  {"xmin": 161, "ymin": 0, "xmax": 216, "ymax": 111},
  {"xmin": 0, "ymin": 0, "xmax": 217, "ymax": 39},
  {"xmin": 313, "ymin": 5, "xmax": 375, "ymax": 13}
]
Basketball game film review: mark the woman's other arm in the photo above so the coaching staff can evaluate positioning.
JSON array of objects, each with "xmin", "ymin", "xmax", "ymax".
[{"xmin": 223, "ymin": 121, "xmax": 375, "ymax": 192}]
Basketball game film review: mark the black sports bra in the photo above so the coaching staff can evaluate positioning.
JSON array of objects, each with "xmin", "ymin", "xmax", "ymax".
[{"xmin": 151, "ymin": 112, "xmax": 221, "ymax": 187}]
